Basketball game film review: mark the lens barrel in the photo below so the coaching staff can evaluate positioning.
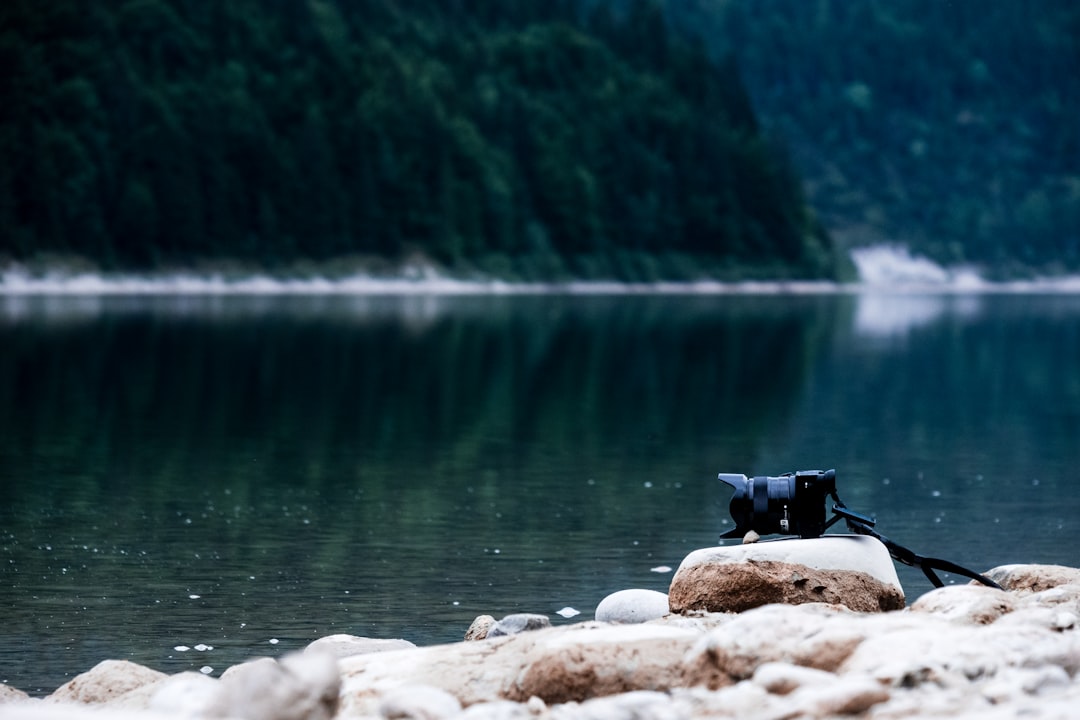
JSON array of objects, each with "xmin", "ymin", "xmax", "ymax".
[{"xmin": 719, "ymin": 469, "xmax": 835, "ymax": 538}]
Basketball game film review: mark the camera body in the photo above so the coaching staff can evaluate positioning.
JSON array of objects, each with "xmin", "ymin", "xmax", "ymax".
[{"xmin": 719, "ymin": 469, "xmax": 837, "ymax": 539}]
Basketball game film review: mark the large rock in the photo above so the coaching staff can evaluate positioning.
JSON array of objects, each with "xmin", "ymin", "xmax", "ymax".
[
  {"xmin": 208, "ymin": 651, "xmax": 340, "ymax": 720},
  {"xmin": 44, "ymin": 660, "xmax": 166, "ymax": 705},
  {"xmin": 911, "ymin": 585, "xmax": 1017, "ymax": 624},
  {"xmin": 669, "ymin": 535, "xmax": 905, "ymax": 614},
  {"xmin": 594, "ymin": 589, "xmax": 670, "ymax": 624},
  {"xmin": 337, "ymin": 621, "xmax": 701, "ymax": 714},
  {"xmin": 1, "ymin": 683, "xmax": 30, "ymax": 703},
  {"xmin": 982, "ymin": 564, "xmax": 1080, "ymax": 593}
]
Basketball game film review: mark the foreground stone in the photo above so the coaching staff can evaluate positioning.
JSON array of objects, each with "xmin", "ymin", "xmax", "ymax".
[
  {"xmin": 669, "ymin": 535, "xmax": 905, "ymax": 613},
  {"xmin": 594, "ymin": 589, "xmax": 670, "ymax": 624},
  {"xmin": 1, "ymin": 562, "xmax": 1078, "ymax": 719}
]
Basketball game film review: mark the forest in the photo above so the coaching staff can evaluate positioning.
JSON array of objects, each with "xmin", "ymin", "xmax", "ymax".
[
  {"xmin": 661, "ymin": 0, "xmax": 1080, "ymax": 276},
  {"xmin": 0, "ymin": 0, "xmax": 835, "ymax": 280}
]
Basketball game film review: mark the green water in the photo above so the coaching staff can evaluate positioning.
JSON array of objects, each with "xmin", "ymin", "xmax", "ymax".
[{"xmin": 2, "ymin": 292, "xmax": 1078, "ymax": 694}]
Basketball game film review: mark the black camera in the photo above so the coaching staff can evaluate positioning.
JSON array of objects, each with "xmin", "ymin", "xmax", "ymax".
[
  {"xmin": 718, "ymin": 469, "xmax": 838, "ymax": 539},
  {"xmin": 716, "ymin": 467, "xmax": 1002, "ymax": 590}
]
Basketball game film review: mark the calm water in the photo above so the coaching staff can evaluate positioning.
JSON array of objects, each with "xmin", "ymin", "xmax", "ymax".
[{"xmin": 2, "ymin": 291, "xmax": 1079, "ymax": 694}]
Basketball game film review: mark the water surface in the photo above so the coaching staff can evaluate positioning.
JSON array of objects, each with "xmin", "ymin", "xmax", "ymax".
[{"xmin": 1, "ymin": 292, "xmax": 1078, "ymax": 694}]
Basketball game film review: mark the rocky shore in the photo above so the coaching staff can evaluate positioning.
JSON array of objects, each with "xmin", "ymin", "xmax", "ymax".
[{"xmin": 2, "ymin": 539, "xmax": 1078, "ymax": 719}]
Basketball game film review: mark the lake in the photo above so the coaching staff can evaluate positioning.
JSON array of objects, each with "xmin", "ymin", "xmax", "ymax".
[{"xmin": 2, "ymin": 289, "xmax": 1078, "ymax": 694}]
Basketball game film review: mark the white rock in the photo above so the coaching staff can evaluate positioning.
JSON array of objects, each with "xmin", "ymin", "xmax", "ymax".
[
  {"xmin": 146, "ymin": 672, "xmax": 220, "ymax": 716},
  {"xmin": 677, "ymin": 535, "xmax": 902, "ymax": 587},
  {"xmin": 44, "ymin": 660, "xmax": 166, "ymax": 705},
  {"xmin": 1, "ymin": 683, "xmax": 31, "ymax": 703},
  {"xmin": 669, "ymin": 535, "xmax": 905, "ymax": 614},
  {"xmin": 983, "ymin": 564, "xmax": 1080, "ymax": 593},
  {"xmin": 594, "ymin": 589, "xmax": 670, "ymax": 624},
  {"xmin": 338, "ymin": 622, "xmax": 700, "ymax": 715},
  {"xmin": 209, "ymin": 650, "xmax": 340, "ymax": 720},
  {"xmin": 910, "ymin": 585, "xmax": 1016, "ymax": 624}
]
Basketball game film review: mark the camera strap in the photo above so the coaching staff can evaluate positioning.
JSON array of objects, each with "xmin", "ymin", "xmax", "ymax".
[{"xmin": 830, "ymin": 500, "xmax": 1002, "ymax": 590}]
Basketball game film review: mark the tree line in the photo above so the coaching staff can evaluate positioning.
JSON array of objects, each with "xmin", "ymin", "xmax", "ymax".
[
  {"xmin": 0, "ymin": 0, "xmax": 836, "ymax": 280},
  {"xmin": 660, "ymin": 0, "xmax": 1080, "ymax": 275}
]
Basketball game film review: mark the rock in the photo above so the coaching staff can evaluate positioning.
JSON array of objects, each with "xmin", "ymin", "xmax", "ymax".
[
  {"xmin": 219, "ymin": 657, "xmax": 278, "ymax": 681},
  {"xmin": 145, "ymin": 672, "xmax": 220, "ymax": 715},
  {"xmin": 337, "ymin": 621, "xmax": 701, "ymax": 714},
  {"xmin": 208, "ymin": 650, "xmax": 340, "ymax": 720},
  {"xmin": 102, "ymin": 670, "xmax": 217, "ymax": 714},
  {"xmin": 44, "ymin": 660, "xmax": 166, "ymax": 705},
  {"xmin": 378, "ymin": 684, "xmax": 462, "ymax": 719},
  {"xmin": 464, "ymin": 615, "xmax": 496, "ymax": 641},
  {"xmin": 486, "ymin": 613, "xmax": 550, "ymax": 638},
  {"xmin": 840, "ymin": 616, "xmax": 1080, "ymax": 688},
  {"xmin": 982, "ymin": 564, "xmax": 1080, "ymax": 593},
  {"xmin": 911, "ymin": 585, "xmax": 1017, "ymax": 624},
  {"xmin": 1, "ymin": 683, "xmax": 30, "ymax": 703},
  {"xmin": 508, "ymin": 623, "xmax": 697, "ymax": 704},
  {"xmin": 682, "ymin": 603, "xmax": 868, "ymax": 688},
  {"xmin": 669, "ymin": 535, "xmax": 905, "ymax": 614},
  {"xmin": 303, "ymin": 634, "xmax": 416, "ymax": 658},
  {"xmin": 594, "ymin": 589, "xmax": 669, "ymax": 624}
]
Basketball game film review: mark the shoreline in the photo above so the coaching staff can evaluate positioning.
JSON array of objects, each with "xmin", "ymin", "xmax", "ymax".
[{"xmin": 3, "ymin": 563, "xmax": 1079, "ymax": 719}]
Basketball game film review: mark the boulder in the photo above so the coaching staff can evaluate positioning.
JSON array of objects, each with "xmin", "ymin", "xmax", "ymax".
[
  {"xmin": 303, "ymin": 634, "xmax": 416, "ymax": 659},
  {"xmin": 982, "ymin": 564, "xmax": 1080, "ymax": 593},
  {"xmin": 911, "ymin": 585, "xmax": 1017, "ymax": 624},
  {"xmin": 103, "ymin": 671, "xmax": 217, "ymax": 714},
  {"xmin": 669, "ymin": 535, "xmax": 905, "ymax": 614},
  {"xmin": 208, "ymin": 651, "xmax": 341, "ymax": 720},
  {"xmin": 594, "ymin": 589, "xmax": 670, "ymax": 624},
  {"xmin": 485, "ymin": 613, "xmax": 550, "ymax": 638},
  {"xmin": 44, "ymin": 660, "xmax": 166, "ymax": 705},
  {"xmin": 464, "ymin": 615, "xmax": 496, "ymax": 641},
  {"xmin": 337, "ymin": 621, "xmax": 701, "ymax": 714}
]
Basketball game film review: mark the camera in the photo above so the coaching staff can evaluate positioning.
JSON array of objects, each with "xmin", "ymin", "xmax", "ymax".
[
  {"xmin": 717, "ymin": 467, "xmax": 1002, "ymax": 589},
  {"xmin": 719, "ymin": 469, "xmax": 838, "ymax": 539}
]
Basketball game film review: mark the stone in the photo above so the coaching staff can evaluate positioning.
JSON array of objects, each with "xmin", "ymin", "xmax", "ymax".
[
  {"xmin": 102, "ymin": 671, "xmax": 216, "ymax": 713},
  {"xmin": 1, "ymin": 683, "xmax": 31, "ymax": 703},
  {"xmin": 145, "ymin": 671, "xmax": 220, "ymax": 715},
  {"xmin": 464, "ymin": 615, "xmax": 496, "ymax": 641},
  {"xmin": 669, "ymin": 535, "xmax": 905, "ymax": 614},
  {"xmin": 982, "ymin": 564, "xmax": 1080, "ymax": 593},
  {"xmin": 44, "ymin": 659, "xmax": 166, "ymax": 705},
  {"xmin": 337, "ymin": 621, "xmax": 701, "ymax": 714},
  {"xmin": 594, "ymin": 589, "xmax": 669, "ymax": 624},
  {"xmin": 910, "ymin": 585, "xmax": 1017, "ymax": 624},
  {"xmin": 378, "ymin": 684, "xmax": 462, "ymax": 719},
  {"xmin": 303, "ymin": 634, "xmax": 416, "ymax": 659},
  {"xmin": 682, "ymin": 603, "xmax": 868, "ymax": 688},
  {"xmin": 508, "ymin": 623, "xmax": 698, "ymax": 704},
  {"xmin": 208, "ymin": 650, "xmax": 340, "ymax": 720},
  {"xmin": 486, "ymin": 613, "xmax": 550, "ymax": 638}
]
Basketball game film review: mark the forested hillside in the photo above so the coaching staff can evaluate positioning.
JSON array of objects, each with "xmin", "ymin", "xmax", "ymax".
[
  {"xmin": 0, "ymin": 0, "xmax": 836, "ymax": 280},
  {"xmin": 662, "ymin": 0, "xmax": 1080, "ymax": 276}
]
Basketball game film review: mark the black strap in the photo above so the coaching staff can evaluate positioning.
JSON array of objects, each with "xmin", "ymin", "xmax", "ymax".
[{"xmin": 841, "ymin": 515, "xmax": 1002, "ymax": 590}]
